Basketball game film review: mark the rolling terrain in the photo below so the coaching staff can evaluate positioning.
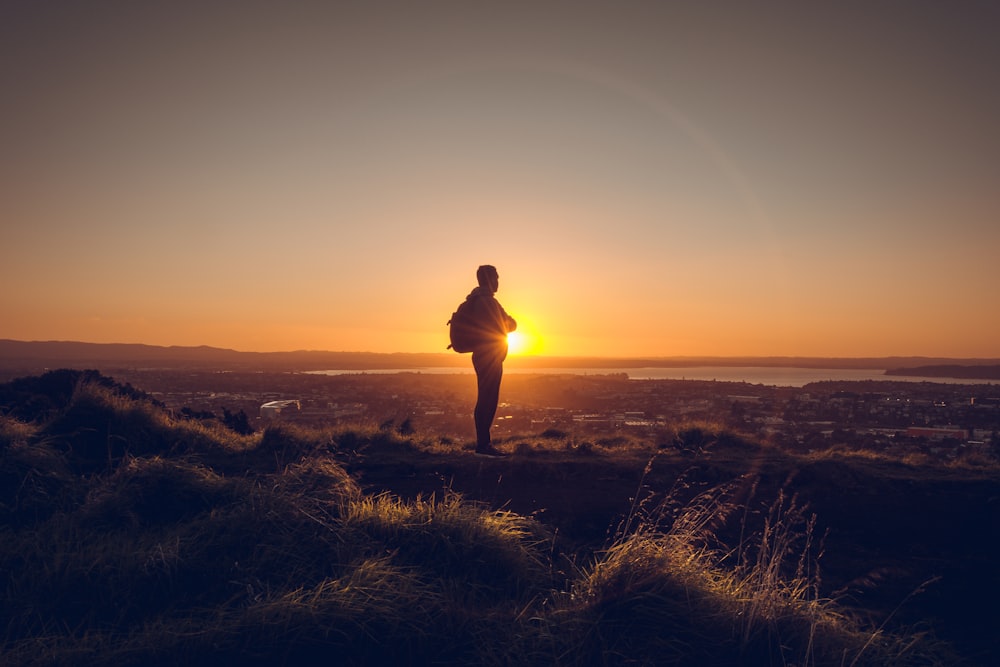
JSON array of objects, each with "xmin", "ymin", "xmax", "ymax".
[{"xmin": 2, "ymin": 369, "xmax": 997, "ymax": 665}]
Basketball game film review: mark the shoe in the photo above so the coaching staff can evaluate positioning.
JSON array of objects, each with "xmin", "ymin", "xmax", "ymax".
[{"xmin": 475, "ymin": 445, "xmax": 507, "ymax": 459}]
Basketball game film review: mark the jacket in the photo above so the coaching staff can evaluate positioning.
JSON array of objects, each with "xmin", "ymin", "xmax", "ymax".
[{"xmin": 467, "ymin": 286, "xmax": 517, "ymax": 350}]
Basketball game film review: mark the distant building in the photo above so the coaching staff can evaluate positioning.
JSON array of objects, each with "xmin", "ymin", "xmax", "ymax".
[{"xmin": 259, "ymin": 399, "xmax": 301, "ymax": 420}]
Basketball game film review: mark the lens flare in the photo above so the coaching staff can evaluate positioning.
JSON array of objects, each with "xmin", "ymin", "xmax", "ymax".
[{"xmin": 506, "ymin": 329, "xmax": 542, "ymax": 355}]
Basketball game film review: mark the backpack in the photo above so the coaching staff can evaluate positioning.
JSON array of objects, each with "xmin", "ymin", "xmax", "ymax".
[{"xmin": 447, "ymin": 295, "xmax": 484, "ymax": 353}]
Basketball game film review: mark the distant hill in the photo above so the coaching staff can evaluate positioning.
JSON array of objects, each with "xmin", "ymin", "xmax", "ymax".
[
  {"xmin": 0, "ymin": 340, "xmax": 461, "ymax": 374},
  {"xmin": 2, "ymin": 339, "xmax": 998, "ymax": 376}
]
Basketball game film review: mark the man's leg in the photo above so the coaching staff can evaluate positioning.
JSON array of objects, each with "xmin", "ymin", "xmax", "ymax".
[{"xmin": 473, "ymin": 350, "xmax": 503, "ymax": 450}]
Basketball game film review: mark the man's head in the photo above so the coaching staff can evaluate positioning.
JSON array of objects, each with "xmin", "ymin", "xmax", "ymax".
[{"xmin": 477, "ymin": 265, "xmax": 499, "ymax": 293}]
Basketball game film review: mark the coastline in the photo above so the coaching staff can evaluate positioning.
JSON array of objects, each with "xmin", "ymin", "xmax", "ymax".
[
  {"xmin": 306, "ymin": 365, "xmax": 1000, "ymax": 388},
  {"xmin": 2, "ymin": 340, "xmax": 999, "ymax": 383}
]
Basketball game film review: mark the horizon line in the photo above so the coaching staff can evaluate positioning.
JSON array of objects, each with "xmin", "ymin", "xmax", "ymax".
[{"xmin": 2, "ymin": 339, "xmax": 999, "ymax": 364}]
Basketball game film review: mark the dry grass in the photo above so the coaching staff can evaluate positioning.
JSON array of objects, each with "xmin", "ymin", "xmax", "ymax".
[
  {"xmin": 0, "ymin": 371, "xmax": 960, "ymax": 666},
  {"xmin": 546, "ymin": 473, "xmax": 947, "ymax": 666}
]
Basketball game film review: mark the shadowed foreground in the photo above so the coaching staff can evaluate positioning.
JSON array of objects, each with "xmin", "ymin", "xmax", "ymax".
[{"xmin": 2, "ymin": 371, "xmax": 987, "ymax": 665}]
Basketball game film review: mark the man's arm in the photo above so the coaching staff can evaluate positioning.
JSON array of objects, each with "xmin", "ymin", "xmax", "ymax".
[{"xmin": 498, "ymin": 303, "xmax": 516, "ymax": 333}]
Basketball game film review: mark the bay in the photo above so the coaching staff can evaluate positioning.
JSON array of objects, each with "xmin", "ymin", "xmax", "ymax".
[{"xmin": 306, "ymin": 366, "xmax": 997, "ymax": 388}]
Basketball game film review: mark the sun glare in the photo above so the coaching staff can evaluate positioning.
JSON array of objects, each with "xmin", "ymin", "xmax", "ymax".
[{"xmin": 506, "ymin": 329, "xmax": 541, "ymax": 355}]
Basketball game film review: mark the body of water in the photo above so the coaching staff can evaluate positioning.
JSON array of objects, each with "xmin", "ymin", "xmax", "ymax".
[{"xmin": 306, "ymin": 366, "xmax": 997, "ymax": 388}]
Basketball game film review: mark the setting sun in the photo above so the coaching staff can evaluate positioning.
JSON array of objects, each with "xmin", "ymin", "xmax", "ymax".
[{"xmin": 506, "ymin": 329, "xmax": 541, "ymax": 356}]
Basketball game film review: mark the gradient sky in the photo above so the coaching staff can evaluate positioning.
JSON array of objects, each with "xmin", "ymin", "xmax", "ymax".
[{"xmin": 2, "ymin": 1, "xmax": 998, "ymax": 358}]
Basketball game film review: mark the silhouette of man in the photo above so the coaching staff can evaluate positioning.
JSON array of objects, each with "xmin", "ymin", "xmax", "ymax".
[{"xmin": 467, "ymin": 265, "xmax": 517, "ymax": 458}]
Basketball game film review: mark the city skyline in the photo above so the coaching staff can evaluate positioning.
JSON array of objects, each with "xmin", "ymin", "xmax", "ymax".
[{"xmin": 3, "ymin": 2, "xmax": 998, "ymax": 358}]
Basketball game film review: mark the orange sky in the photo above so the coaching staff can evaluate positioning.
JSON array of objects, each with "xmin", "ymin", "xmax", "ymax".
[{"xmin": 2, "ymin": 2, "xmax": 999, "ymax": 359}]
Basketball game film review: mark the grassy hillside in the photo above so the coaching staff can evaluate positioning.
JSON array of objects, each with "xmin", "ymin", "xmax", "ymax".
[{"xmin": 2, "ymin": 371, "xmax": 989, "ymax": 665}]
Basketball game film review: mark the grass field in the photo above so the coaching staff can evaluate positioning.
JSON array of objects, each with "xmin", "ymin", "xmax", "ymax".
[{"xmin": 2, "ymin": 370, "xmax": 995, "ymax": 665}]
